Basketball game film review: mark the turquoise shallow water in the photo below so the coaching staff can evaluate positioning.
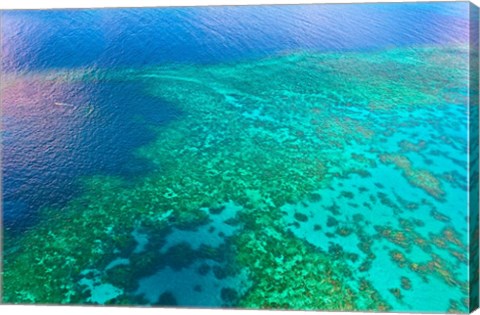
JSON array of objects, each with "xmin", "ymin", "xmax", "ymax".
[
  {"xmin": 1, "ymin": 2, "xmax": 478, "ymax": 313},
  {"xmin": 280, "ymin": 105, "xmax": 468, "ymax": 312}
]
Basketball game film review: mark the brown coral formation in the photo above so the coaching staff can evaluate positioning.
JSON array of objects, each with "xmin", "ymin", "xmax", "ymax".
[
  {"xmin": 379, "ymin": 153, "xmax": 445, "ymax": 199},
  {"xmin": 399, "ymin": 140, "xmax": 427, "ymax": 152}
]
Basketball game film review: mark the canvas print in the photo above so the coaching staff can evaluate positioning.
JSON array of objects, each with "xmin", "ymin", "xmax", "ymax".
[{"xmin": 0, "ymin": 1, "xmax": 479, "ymax": 313}]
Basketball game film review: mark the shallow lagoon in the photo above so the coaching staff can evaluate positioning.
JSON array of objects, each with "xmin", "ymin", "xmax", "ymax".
[{"xmin": 1, "ymin": 3, "xmax": 477, "ymax": 312}]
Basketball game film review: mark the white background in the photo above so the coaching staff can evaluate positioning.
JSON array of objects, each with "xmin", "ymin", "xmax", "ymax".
[{"xmin": 0, "ymin": 0, "xmax": 479, "ymax": 314}]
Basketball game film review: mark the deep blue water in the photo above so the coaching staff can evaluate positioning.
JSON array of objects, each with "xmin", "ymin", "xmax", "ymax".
[
  {"xmin": 0, "ymin": 2, "xmax": 470, "ymax": 232},
  {"xmin": 1, "ymin": 2, "xmax": 469, "ymax": 71},
  {"xmin": 2, "ymin": 81, "xmax": 178, "ymax": 231}
]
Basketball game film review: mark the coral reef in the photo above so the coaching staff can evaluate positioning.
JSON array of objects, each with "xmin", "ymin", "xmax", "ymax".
[
  {"xmin": 2, "ymin": 45, "xmax": 470, "ymax": 312},
  {"xmin": 379, "ymin": 153, "xmax": 445, "ymax": 199}
]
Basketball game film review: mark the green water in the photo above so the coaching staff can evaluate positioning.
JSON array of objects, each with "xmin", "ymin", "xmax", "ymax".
[{"xmin": 2, "ymin": 45, "xmax": 473, "ymax": 312}]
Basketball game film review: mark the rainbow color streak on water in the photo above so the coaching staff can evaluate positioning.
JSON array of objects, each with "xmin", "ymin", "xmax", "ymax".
[{"xmin": 1, "ymin": 2, "xmax": 479, "ymax": 312}]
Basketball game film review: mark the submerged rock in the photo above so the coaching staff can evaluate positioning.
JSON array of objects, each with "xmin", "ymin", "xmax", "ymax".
[
  {"xmin": 156, "ymin": 291, "xmax": 178, "ymax": 306},
  {"xmin": 221, "ymin": 287, "xmax": 238, "ymax": 304},
  {"xmin": 294, "ymin": 212, "xmax": 309, "ymax": 222}
]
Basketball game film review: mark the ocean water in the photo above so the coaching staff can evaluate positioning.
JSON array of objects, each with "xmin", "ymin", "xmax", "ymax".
[{"xmin": 0, "ymin": 2, "xmax": 477, "ymax": 312}]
